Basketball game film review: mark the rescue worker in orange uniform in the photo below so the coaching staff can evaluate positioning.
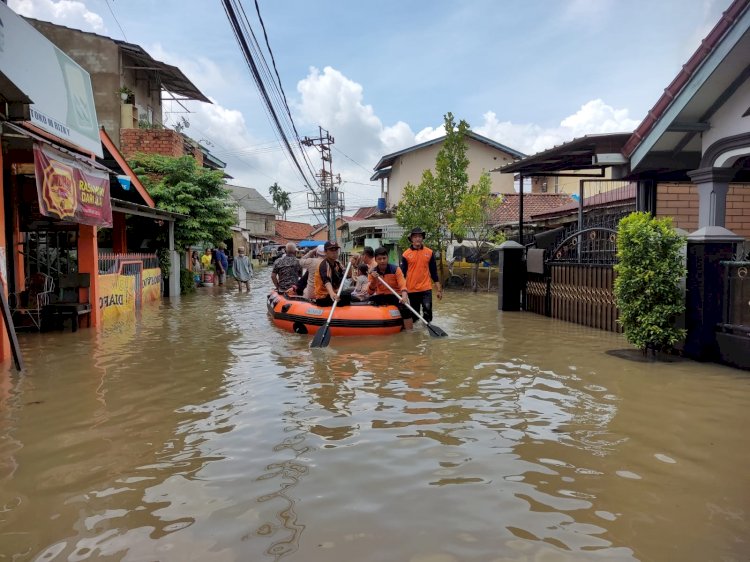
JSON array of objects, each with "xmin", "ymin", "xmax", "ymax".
[
  {"xmin": 400, "ymin": 227, "xmax": 442, "ymax": 324},
  {"xmin": 368, "ymin": 246, "xmax": 414, "ymax": 330},
  {"xmin": 313, "ymin": 240, "xmax": 350, "ymax": 307}
]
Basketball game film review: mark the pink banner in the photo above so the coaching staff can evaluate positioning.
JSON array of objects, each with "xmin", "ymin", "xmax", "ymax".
[{"xmin": 33, "ymin": 143, "xmax": 112, "ymax": 227}]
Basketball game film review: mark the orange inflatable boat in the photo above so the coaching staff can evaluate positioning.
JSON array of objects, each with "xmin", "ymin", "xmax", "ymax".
[{"xmin": 267, "ymin": 291, "xmax": 404, "ymax": 336}]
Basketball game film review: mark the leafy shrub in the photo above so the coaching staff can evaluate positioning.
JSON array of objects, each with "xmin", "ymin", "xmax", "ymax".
[
  {"xmin": 180, "ymin": 268, "xmax": 196, "ymax": 295},
  {"xmin": 614, "ymin": 212, "xmax": 686, "ymax": 353}
]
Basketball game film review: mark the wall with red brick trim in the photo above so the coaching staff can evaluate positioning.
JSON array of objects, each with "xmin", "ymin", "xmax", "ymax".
[
  {"xmin": 120, "ymin": 129, "xmax": 185, "ymax": 160},
  {"xmin": 656, "ymin": 182, "xmax": 750, "ymax": 238}
]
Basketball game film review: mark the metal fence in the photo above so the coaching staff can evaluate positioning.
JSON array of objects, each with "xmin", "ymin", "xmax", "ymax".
[{"xmin": 98, "ymin": 252, "xmax": 159, "ymax": 274}]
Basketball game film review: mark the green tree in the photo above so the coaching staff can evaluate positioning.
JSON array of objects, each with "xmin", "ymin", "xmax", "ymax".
[
  {"xmin": 129, "ymin": 153, "xmax": 235, "ymax": 251},
  {"xmin": 268, "ymin": 182, "xmax": 292, "ymax": 218},
  {"xmin": 396, "ymin": 112, "xmax": 471, "ymax": 277},
  {"xmin": 613, "ymin": 212, "xmax": 686, "ymax": 354},
  {"xmin": 452, "ymin": 172, "xmax": 505, "ymax": 291}
]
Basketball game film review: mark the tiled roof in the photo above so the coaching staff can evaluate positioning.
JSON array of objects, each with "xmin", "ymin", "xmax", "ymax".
[
  {"xmin": 622, "ymin": 0, "xmax": 750, "ymax": 157},
  {"xmin": 274, "ymin": 220, "xmax": 315, "ymax": 242},
  {"xmin": 490, "ymin": 194, "xmax": 574, "ymax": 225},
  {"xmin": 530, "ymin": 184, "xmax": 636, "ymax": 220},
  {"xmin": 352, "ymin": 206, "xmax": 379, "ymax": 219}
]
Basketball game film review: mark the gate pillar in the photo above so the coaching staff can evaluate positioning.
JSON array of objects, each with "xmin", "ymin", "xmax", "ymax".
[
  {"xmin": 497, "ymin": 240, "xmax": 524, "ymax": 312},
  {"xmin": 684, "ymin": 226, "xmax": 743, "ymax": 361}
]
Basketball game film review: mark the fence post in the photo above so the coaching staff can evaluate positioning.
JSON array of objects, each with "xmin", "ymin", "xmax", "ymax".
[
  {"xmin": 684, "ymin": 226, "xmax": 743, "ymax": 361},
  {"xmin": 497, "ymin": 240, "xmax": 525, "ymax": 312}
]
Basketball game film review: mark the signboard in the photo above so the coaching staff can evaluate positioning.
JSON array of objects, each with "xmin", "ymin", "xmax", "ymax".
[
  {"xmin": 99, "ymin": 274, "xmax": 136, "ymax": 322},
  {"xmin": 33, "ymin": 143, "xmax": 112, "ymax": 227},
  {"xmin": 142, "ymin": 268, "xmax": 162, "ymax": 302},
  {"xmin": 0, "ymin": 3, "xmax": 102, "ymax": 157}
]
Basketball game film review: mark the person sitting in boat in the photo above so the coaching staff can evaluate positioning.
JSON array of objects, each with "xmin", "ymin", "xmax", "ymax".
[
  {"xmin": 351, "ymin": 263, "xmax": 371, "ymax": 301},
  {"xmin": 313, "ymin": 241, "xmax": 351, "ymax": 307},
  {"xmin": 271, "ymin": 242, "xmax": 302, "ymax": 294},
  {"xmin": 368, "ymin": 246, "xmax": 413, "ymax": 330},
  {"xmin": 296, "ymin": 244, "xmax": 325, "ymax": 299}
]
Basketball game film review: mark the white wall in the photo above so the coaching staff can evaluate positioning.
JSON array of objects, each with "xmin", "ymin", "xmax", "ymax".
[{"xmin": 386, "ymin": 137, "xmax": 517, "ymax": 206}]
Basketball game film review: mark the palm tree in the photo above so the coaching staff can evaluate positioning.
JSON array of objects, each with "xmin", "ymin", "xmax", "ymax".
[
  {"xmin": 278, "ymin": 191, "xmax": 292, "ymax": 220},
  {"xmin": 268, "ymin": 182, "xmax": 291, "ymax": 219}
]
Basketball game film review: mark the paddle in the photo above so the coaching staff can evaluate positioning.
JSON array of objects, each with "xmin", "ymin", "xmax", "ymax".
[
  {"xmin": 375, "ymin": 275, "xmax": 448, "ymax": 337},
  {"xmin": 310, "ymin": 260, "xmax": 353, "ymax": 348}
]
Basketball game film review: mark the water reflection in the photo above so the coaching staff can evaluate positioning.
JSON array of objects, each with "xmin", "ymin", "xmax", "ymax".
[{"xmin": 0, "ymin": 276, "xmax": 748, "ymax": 561}]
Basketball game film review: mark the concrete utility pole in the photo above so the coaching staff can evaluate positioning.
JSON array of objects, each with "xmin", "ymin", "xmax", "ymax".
[{"xmin": 302, "ymin": 126, "xmax": 343, "ymax": 242}]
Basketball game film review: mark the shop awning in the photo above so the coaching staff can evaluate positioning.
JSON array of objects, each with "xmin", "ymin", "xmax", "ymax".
[{"xmin": 111, "ymin": 198, "xmax": 187, "ymax": 222}]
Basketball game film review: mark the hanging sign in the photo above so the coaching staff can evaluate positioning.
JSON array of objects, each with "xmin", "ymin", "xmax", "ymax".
[{"xmin": 33, "ymin": 143, "xmax": 112, "ymax": 227}]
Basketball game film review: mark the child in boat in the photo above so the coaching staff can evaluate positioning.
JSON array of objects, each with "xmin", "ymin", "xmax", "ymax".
[
  {"xmin": 368, "ymin": 247, "xmax": 413, "ymax": 330},
  {"xmin": 351, "ymin": 264, "xmax": 370, "ymax": 301}
]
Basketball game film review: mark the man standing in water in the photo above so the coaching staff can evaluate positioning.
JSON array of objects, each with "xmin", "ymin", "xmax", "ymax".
[
  {"xmin": 400, "ymin": 227, "xmax": 442, "ymax": 324},
  {"xmin": 232, "ymin": 247, "xmax": 253, "ymax": 293}
]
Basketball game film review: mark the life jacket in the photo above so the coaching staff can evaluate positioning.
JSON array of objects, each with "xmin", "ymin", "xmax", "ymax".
[
  {"xmin": 368, "ymin": 263, "xmax": 407, "ymax": 296},
  {"xmin": 401, "ymin": 245, "xmax": 436, "ymax": 292},
  {"xmin": 313, "ymin": 259, "xmax": 344, "ymax": 300}
]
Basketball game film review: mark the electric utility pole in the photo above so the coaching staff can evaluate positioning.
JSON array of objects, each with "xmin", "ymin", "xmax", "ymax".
[{"xmin": 302, "ymin": 126, "xmax": 343, "ymax": 242}]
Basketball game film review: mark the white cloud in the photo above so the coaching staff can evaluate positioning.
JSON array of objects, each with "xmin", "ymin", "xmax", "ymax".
[
  {"xmin": 9, "ymin": 0, "xmax": 106, "ymax": 33},
  {"xmin": 475, "ymin": 100, "xmax": 639, "ymax": 156}
]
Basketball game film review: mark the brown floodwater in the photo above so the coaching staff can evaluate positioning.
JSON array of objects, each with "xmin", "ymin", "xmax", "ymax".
[{"xmin": 0, "ymin": 270, "xmax": 748, "ymax": 562}]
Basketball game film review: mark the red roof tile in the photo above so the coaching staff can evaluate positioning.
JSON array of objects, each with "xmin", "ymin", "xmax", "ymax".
[
  {"xmin": 274, "ymin": 220, "xmax": 315, "ymax": 242},
  {"xmin": 490, "ymin": 194, "xmax": 574, "ymax": 225},
  {"xmin": 530, "ymin": 184, "xmax": 636, "ymax": 220},
  {"xmin": 623, "ymin": 0, "xmax": 750, "ymax": 157},
  {"xmin": 352, "ymin": 206, "xmax": 379, "ymax": 220}
]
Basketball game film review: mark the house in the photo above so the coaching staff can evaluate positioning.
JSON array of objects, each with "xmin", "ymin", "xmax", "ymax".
[
  {"xmin": 224, "ymin": 184, "xmax": 277, "ymax": 258},
  {"xmin": 498, "ymin": 0, "xmax": 750, "ymax": 367},
  {"xmin": 0, "ymin": 4, "xmax": 184, "ymax": 365},
  {"xmin": 371, "ymin": 131, "xmax": 525, "ymax": 208},
  {"xmin": 489, "ymin": 193, "xmax": 575, "ymax": 239}
]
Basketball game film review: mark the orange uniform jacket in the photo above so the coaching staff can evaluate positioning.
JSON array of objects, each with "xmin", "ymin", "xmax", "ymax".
[
  {"xmin": 313, "ymin": 259, "xmax": 344, "ymax": 300},
  {"xmin": 367, "ymin": 264, "xmax": 407, "ymax": 296},
  {"xmin": 400, "ymin": 245, "xmax": 439, "ymax": 292}
]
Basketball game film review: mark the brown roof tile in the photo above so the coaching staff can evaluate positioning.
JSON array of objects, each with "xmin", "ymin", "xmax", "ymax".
[
  {"xmin": 274, "ymin": 220, "xmax": 315, "ymax": 242},
  {"xmin": 530, "ymin": 184, "xmax": 636, "ymax": 220},
  {"xmin": 490, "ymin": 194, "xmax": 574, "ymax": 225}
]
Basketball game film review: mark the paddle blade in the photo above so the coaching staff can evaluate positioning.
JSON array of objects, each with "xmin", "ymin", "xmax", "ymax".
[
  {"xmin": 310, "ymin": 323, "xmax": 332, "ymax": 348},
  {"xmin": 426, "ymin": 323, "xmax": 448, "ymax": 337}
]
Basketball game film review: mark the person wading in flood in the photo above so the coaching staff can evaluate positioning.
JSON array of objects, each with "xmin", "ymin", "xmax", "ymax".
[
  {"xmin": 232, "ymin": 246, "xmax": 253, "ymax": 293},
  {"xmin": 400, "ymin": 227, "xmax": 442, "ymax": 325}
]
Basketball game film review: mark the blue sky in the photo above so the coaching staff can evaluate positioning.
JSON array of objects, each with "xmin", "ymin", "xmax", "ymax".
[{"xmin": 10, "ymin": 0, "xmax": 733, "ymax": 220}]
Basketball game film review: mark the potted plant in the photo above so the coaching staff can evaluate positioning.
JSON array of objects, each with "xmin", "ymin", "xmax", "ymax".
[{"xmin": 116, "ymin": 86, "xmax": 133, "ymax": 102}]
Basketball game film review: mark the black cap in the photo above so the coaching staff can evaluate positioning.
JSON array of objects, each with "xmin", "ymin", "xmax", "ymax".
[
  {"xmin": 407, "ymin": 227, "xmax": 426, "ymax": 241},
  {"xmin": 324, "ymin": 240, "xmax": 340, "ymax": 250}
]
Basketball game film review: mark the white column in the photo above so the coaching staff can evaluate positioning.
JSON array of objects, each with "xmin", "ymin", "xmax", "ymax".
[{"xmin": 168, "ymin": 219, "xmax": 180, "ymax": 299}]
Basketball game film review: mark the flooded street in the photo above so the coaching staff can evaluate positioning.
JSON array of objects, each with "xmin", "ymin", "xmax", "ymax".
[{"xmin": 1, "ymin": 271, "xmax": 749, "ymax": 562}]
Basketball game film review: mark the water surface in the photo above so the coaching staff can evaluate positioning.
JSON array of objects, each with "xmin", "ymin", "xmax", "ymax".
[{"xmin": 0, "ymin": 272, "xmax": 748, "ymax": 561}]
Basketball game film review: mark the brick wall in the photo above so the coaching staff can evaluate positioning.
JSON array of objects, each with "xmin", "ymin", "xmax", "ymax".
[
  {"xmin": 120, "ymin": 129, "xmax": 185, "ymax": 159},
  {"xmin": 656, "ymin": 182, "xmax": 750, "ymax": 238}
]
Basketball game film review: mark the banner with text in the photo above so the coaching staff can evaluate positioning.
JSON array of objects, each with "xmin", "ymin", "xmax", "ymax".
[
  {"xmin": 98, "ymin": 274, "xmax": 135, "ymax": 323},
  {"xmin": 142, "ymin": 268, "xmax": 162, "ymax": 302},
  {"xmin": 33, "ymin": 143, "xmax": 112, "ymax": 227}
]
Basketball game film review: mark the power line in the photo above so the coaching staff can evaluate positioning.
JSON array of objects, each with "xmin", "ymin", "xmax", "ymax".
[
  {"xmin": 104, "ymin": 0, "xmax": 128, "ymax": 40},
  {"xmin": 333, "ymin": 146, "xmax": 372, "ymax": 174},
  {"xmin": 221, "ymin": 0, "xmax": 317, "ymax": 194}
]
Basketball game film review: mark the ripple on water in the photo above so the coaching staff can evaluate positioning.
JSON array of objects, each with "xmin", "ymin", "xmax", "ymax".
[{"xmin": 1, "ymin": 281, "xmax": 749, "ymax": 562}]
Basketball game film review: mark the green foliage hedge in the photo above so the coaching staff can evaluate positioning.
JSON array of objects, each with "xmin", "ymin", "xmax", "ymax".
[
  {"xmin": 180, "ymin": 268, "xmax": 196, "ymax": 295},
  {"xmin": 614, "ymin": 212, "xmax": 686, "ymax": 352}
]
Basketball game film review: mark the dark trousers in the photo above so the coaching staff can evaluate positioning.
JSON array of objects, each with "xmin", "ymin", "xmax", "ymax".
[
  {"xmin": 314, "ymin": 291, "xmax": 352, "ymax": 308},
  {"xmin": 371, "ymin": 294, "xmax": 410, "ymax": 319},
  {"xmin": 407, "ymin": 290, "xmax": 433, "ymax": 322}
]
